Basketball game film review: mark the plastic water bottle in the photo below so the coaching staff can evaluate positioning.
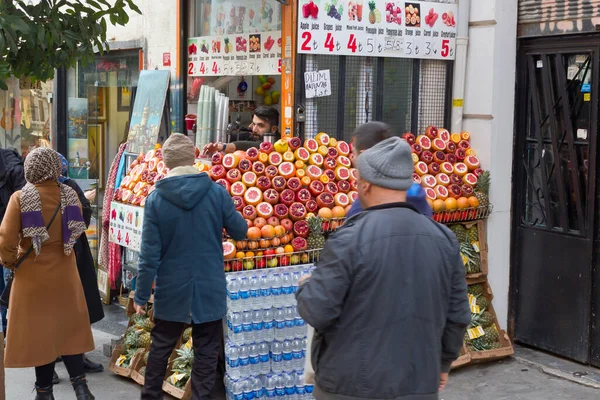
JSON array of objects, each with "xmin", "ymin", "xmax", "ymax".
[
  {"xmin": 270, "ymin": 341, "xmax": 283, "ymax": 373},
  {"xmin": 230, "ymin": 312, "xmax": 244, "ymax": 344},
  {"xmin": 250, "ymin": 376, "xmax": 264, "ymax": 400},
  {"xmin": 249, "ymin": 275, "xmax": 260, "ymax": 309},
  {"xmin": 282, "ymin": 340, "xmax": 293, "ymax": 372},
  {"xmin": 242, "ymin": 378, "xmax": 254, "ymax": 400},
  {"xmin": 225, "ymin": 374, "xmax": 233, "ymax": 400},
  {"xmin": 259, "ymin": 274, "xmax": 273, "ymax": 308},
  {"xmin": 284, "ymin": 307, "xmax": 295, "ymax": 339},
  {"xmin": 274, "ymin": 308, "xmax": 286, "ymax": 341},
  {"xmin": 291, "ymin": 271, "xmax": 301, "ymax": 295},
  {"xmin": 252, "ymin": 309, "xmax": 264, "ymax": 342},
  {"xmin": 262, "ymin": 308, "xmax": 275, "ymax": 342},
  {"xmin": 227, "ymin": 343, "xmax": 241, "ymax": 379},
  {"xmin": 305, "ymin": 383, "xmax": 314, "ymax": 400},
  {"xmin": 274, "ymin": 374, "xmax": 285, "ymax": 398},
  {"xmin": 239, "ymin": 277, "xmax": 250, "ymax": 310},
  {"xmin": 249, "ymin": 343, "xmax": 260, "ymax": 376},
  {"xmin": 292, "ymin": 339, "xmax": 303, "ymax": 372},
  {"xmin": 301, "ymin": 338, "xmax": 307, "ymax": 358},
  {"xmin": 242, "ymin": 310, "xmax": 253, "ymax": 343},
  {"xmin": 294, "ymin": 307, "xmax": 306, "ymax": 339},
  {"xmin": 258, "ymin": 342, "xmax": 271, "ymax": 375},
  {"xmin": 227, "ymin": 277, "xmax": 240, "ymax": 312},
  {"xmin": 232, "ymin": 379, "xmax": 244, "ymax": 400},
  {"xmin": 283, "ymin": 372, "xmax": 297, "ymax": 400},
  {"xmin": 271, "ymin": 274, "xmax": 282, "ymax": 307},
  {"xmin": 281, "ymin": 272, "xmax": 293, "ymax": 306},
  {"xmin": 238, "ymin": 344, "xmax": 250, "ymax": 378},
  {"xmin": 295, "ymin": 373, "xmax": 306, "ymax": 400},
  {"xmin": 263, "ymin": 375, "xmax": 276, "ymax": 399}
]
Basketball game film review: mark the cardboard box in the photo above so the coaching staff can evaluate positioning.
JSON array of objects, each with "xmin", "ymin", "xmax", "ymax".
[
  {"xmin": 130, "ymin": 350, "xmax": 147, "ymax": 386},
  {"xmin": 126, "ymin": 291, "xmax": 154, "ymax": 317},
  {"xmin": 162, "ymin": 341, "xmax": 191, "ymax": 400},
  {"xmin": 108, "ymin": 345, "xmax": 143, "ymax": 378},
  {"xmin": 447, "ymin": 220, "xmax": 488, "ymax": 280},
  {"xmin": 450, "ymin": 345, "xmax": 471, "ymax": 370},
  {"xmin": 465, "ymin": 281, "xmax": 514, "ymax": 362}
]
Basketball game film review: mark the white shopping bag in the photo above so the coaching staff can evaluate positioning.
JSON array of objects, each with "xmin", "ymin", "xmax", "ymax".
[{"xmin": 304, "ymin": 324, "xmax": 316, "ymax": 384}]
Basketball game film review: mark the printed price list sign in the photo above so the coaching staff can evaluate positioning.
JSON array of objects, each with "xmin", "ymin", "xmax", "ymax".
[
  {"xmin": 109, "ymin": 202, "xmax": 145, "ymax": 252},
  {"xmin": 297, "ymin": 0, "xmax": 457, "ymax": 60}
]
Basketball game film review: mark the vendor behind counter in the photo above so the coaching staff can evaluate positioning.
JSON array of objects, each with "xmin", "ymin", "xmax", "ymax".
[{"xmin": 202, "ymin": 106, "xmax": 280, "ymax": 155}]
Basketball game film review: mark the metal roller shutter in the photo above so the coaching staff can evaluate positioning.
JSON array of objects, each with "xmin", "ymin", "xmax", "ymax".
[{"xmin": 518, "ymin": 0, "xmax": 600, "ymax": 37}]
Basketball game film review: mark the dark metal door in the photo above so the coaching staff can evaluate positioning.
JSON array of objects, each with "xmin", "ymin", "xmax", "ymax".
[{"xmin": 512, "ymin": 36, "xmax": 599, "ymax": 364}]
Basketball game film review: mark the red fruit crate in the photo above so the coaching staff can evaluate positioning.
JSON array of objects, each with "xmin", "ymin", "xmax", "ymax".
[{"xmin": 434, "ymin": 204, "xmax": 493, "ymax": 224}]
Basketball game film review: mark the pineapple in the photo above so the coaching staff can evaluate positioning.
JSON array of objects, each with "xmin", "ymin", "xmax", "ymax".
[
  {"xmin": 143, "ymin": 351, "xmax": 149, "ymax": 365},
  {"xmin": 475, "ymin": 294, "xmax": 489, "ymax": 310},
  {"xmin": 449, "ymin": 224, "xmax": 467, "ymax": 243},
  {"xmin": 136, "ymin": 332, "xmax": 152, "ymax": 348},
  {"xmin": 139, "ymin": 366, "xmax": 146, "ymax": 377},
  {"xmin": 474, "ymin": 171, "xmax": 490, "ymax": 207},
  {"xmin": 183, "ymin": 327, "xmax": 193, "ymax": 343},
  {"xmin": 471, "ymin": 310, "xmax": 494, "ymax": 329},
  {"xmin": 138, "ymin": 318, "xmax": 155, "ymax": 332},
  {"xmin": 460, "ymin": 242, "xmax": 480, "ymax": 274},
  {"xmin": 468, "ymin": 284, "xmax": 484, "ymax": 297},
  {"xmin": 172, "ymin": 347, "xmax": 194, "ymax": 371},
  {"xmin": 307, "ymin": 216, "xmax": 325, "ymax": 250},
  {"xmin": 467, "ymin": 225, "xmax": 478, "ymax": 244},
  {"xmin": 467, "ymin": 325, "xmax": 501, "ymax": 351},
  {"xmin": 129, "ymin": 314, "xmax": 145, "ymax": 326},
  {"xmin": 368, "ymin": 1, "xmax": 376, "ymax": 24}
]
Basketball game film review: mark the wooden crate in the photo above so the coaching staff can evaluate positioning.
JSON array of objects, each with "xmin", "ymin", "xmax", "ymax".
[{"xmin": 108, "ymin": 345, "xmax": 143, "ymax": 378}]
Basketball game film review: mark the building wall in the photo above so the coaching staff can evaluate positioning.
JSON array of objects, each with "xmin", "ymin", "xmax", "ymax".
[{"xmin": 463, "ymin": 0, "xmax": 518, "ymax": 329}]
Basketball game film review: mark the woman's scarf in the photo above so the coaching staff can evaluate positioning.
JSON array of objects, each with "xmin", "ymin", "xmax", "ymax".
[
  {"xmin": 57, "ymin": 153, "xmax": 71, "ymax": 184},
  {"xmin": 20, "ymin": 148, "xmax": 86, "ymax": 256}
]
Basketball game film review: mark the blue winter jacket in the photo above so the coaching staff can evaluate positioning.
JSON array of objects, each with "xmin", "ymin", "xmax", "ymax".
[
  {"xmin": 134, "ymin": 170, "xmax": 247, "ymax": 324},
  {"xmin": 346, "ymin": 183, "xmax": 433, "ymax": 219}
]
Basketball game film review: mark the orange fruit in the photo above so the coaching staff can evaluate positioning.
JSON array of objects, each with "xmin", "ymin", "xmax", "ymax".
[
  {"xmin": 317, "ymin": 145, "xmax": 329, "ymax": 157},
  {"xmin": 301, "ymin": 176, "xmax": 312, "ymax": 187},
  {"xmin": 318, "ymin": 208, "xmax": 333, "ymax": 219},
  {"xmin": 329, "ymin": 138, "xmax": 338, "ymax": 147},
  {"xmin": 247, "ymin": 227, "xmax": 261, "ymax": 240},
  {"xmin": 332, "ymin": 206, "xmax": 346, "ymax": 218},
  {"xmin": 450, "ymin": 133, "xmax": 461, "ymax": 144},
  {"xmin": 283, "ymin": 151, "xmax": 295, "ymax": 162},
  {"xmin": 461, "ymin": 132, "xmax": 471, "ymax": 141},
  {"xmin": 319, "ymin": 175, "xmax": 330, "ymax": 184},
  {"xmin": 284, "ymin": 244, "xmax": 294, "ymax": 253},
  {"xmin": 432, "ymin": 199, "xmax": 446, "ymax": 213},
  {"xmin": 468, "ymin": 196, "xmax": 480, "ymax": 208},
  {"xmin": 261, "ymin": 224, "xmax": 276, "ymax": 238},
  {"xmin": 244, "ymin": 251, "xmax": 255, "ymax": 258},
  {"xmin": 296, "ymin": 168, "xmax": 306, "ymax": 178},
  {"xmin": 295, "ymin": 160, "xmax": 305, "ymax": 169},
  {"xmin": 444, "ymin": 197, "xmax": 458, "ymax": 211},
  {"xmin": 457, "ymin": 197, "xmax": 469, "ymax": 209},
  {"xmin": 426, "ymin": 198, "xmax": 434, "ymax": 209},
  {"xmin": 235, "ymin": 251, "xmax": 245, "ymax": 259},
  {"xmin": 274, "ymin": 225, "xmax": 286, "ymax": 236},
  {"xmin": 258, "ymin": 152, "xmax": 269, "ymax": 163}
]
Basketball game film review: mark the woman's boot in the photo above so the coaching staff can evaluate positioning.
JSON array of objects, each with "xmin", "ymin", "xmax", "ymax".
[
  {"xmin": 34, "ymin": 385, "xmax": 55, "ymax": 400},
  {"xmin": 70, "ymin": 375, "xmax": 95, "ymax": 400}
]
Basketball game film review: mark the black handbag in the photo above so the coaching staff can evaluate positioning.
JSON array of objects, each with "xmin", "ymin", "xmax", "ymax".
[{"xmin": 0, "ymin": 203, "xmax": 61, "ymax": 308}]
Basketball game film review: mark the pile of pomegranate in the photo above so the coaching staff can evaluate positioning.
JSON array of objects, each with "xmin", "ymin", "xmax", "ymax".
[{"xmin": 405, "ymin": 127, "xmax": 483, "ymax": 210}]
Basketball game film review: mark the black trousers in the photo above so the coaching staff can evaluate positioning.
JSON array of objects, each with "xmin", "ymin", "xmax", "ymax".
[
  {"xmin": 141, "ymin": 318, "xmax": 223, "ymax": 400},
  {"xmin": 35, "ymin": 354, "xmax": 84, "ymax": 388}
]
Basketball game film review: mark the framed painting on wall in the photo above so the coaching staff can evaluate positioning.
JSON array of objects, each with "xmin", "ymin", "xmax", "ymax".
[
  {"xmin": 88, "ymin": 123, "xmax": 105, "ymax": 188},
  {"xmin": 88, "ymin": 87, "xmax": 106, "ymax": 121},
  {"xmin": 117, "ymin": 87, "xmax": 131, "ymax": 112}
]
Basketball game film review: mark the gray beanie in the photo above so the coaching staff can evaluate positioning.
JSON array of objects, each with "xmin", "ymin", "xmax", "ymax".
[
  {"xmin": 162, "ymin": 133, "xmax": 195, "ymax": 169},
  {"xmin": 356, "ymin": 136, "xmax": 414, "ymax": 190}
]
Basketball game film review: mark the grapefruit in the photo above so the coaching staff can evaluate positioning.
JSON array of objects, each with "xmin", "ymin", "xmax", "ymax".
[
  {"xmin": 462, "ymin": 173, "xmax": 478, "ymax": 186},
  {"xmin": 244, "ymin": 187, "xmax": 263, "ymax": 206},
  {"xmin": 242, "ymin": 171, "xmax": 258, "ymax": 186},
  {"xmin": 283, "ymin": 151, "xmax": 295, "ymax": 162},
  {"xmin": 349, "ymin": 168, "xmax": 358, "ymax": 181},
  {"xmin": 223, "ymin": 242, "xmax": 236, "ymax": 260},
  {"xmin": 465, "ymin": 155, "xmax": 481, "ymax": 170},
  {"xmin": 144, "ymin": 150, "xmax": 156, "ymax": 162},
  {"xmin": 230, "ymin": 181, "xmax": 247, "ymax": 196},
  {"xmin": 304, "ymin": 139, "xmax": 319, "ymax": 153},
  {"xmin": 421, "ymin": 174, "xmax": 437, "ymax": 188},
  {"xmin": 436, "ymin": 173, "xmax": 451, "ymax": 186},
  {"xmin": 257, "ymin": 202, "xmax": 274, "ymax": 218},
  {"xmin": 233, "ymin": 150, "xmax": 247, "ymax": 160},
  {"xmin": 318, "ymin": 208, "xmax": 333, "ymax": 219},
  {"xmin": 335, "ymin": 166, "xmax": 350, "ymax": 181},
  {"xmin": 453, "ymin": 163, "xmax": 468, "ymax": 176},
  {"xmin": 148, "ymin": 158, "xmax": 158, "ymax": 172},
  {"xmin": 432, "ymin": 199, "xmax": 446, "ymax": 213},
  {"xmin": 336, "ymin": 141, "xmax": 351, "ymax": 156},
  {"xmin": 416, "ymin": 135, "xmax": 432, "ymax": 150},
  {"xmin": 349, "ymin": 191, "xmax": 359, "ymax": 203},
  {"xmin": 278, "ymin": 162, "xmax": 296, "ymax": 179},
  {"xmin": 445, "ymin": 197, "xmax": 458, "ymax": 211},
  {"xmin": 434, "ymin": 185, "xmax": 449, "ymax": 200},
  {"xmin": 295, "ymin": 147, "xmax": 310, "ymax": 162},
  {"xmin": 337, "ymin": 156, "xmax": 352, "ymax": 168},
  {"xmin": 316, "ymin": 132, "xmax": 331, "ymax": 146},
  {"xmin": 431, "ymin": 138, "xmax": 447, "ymax": 151},
  {"xmin": 438, "ymin": 129, "xmax": 451, "ymax": 142},
  {"xmin": 332, "ymin": 205, "xmax": 346, "ymax": 218},
  {"xmin": 334, "ymin": 193, "xmax": 350, "ymax": 207},
  {"xmin": 415, "ymin": 161, "xmax": 429, "ymax": 176},
  {"xmin": 440, "ymin": 162, "xmax": 454, "ymax": 175},
  {"xmin": 309, "ymin": 153, "xmax": 324, "ymax": 166},
  {"xmin": 222, "ymin": 154, "xmax": 240, "ymax": 169},
  {"xmin": 268, "ymin": 152, "xmax": 283, "ymax": 166},
  {"xmin": 424, "ymin": 187, "xmax": 437, "ymax": 200},
  {"xmin": 412, "ymin": 174, "xmax": 421, "ymax": 184}
]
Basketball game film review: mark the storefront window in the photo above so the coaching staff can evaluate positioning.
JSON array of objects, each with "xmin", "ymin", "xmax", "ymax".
[{"xmin": 0, "ymin": 77, "xmax": 54, "ymax": 157}]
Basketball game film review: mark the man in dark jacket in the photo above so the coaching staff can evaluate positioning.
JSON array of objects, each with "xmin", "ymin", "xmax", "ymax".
[
  {"xmin": 296, "ymin": 137, "xmax": 470, "ymax": 400},
  {"xmin": 346, "ymin": 122, "xmax": 432, "ymax": 218},
  {"xmin": 0, "ymin": 148, "xmax": 26, "ymax": 334},
  {"xmin": 134, "ymin": 133, "xmax": 247, "ymax": 400}
]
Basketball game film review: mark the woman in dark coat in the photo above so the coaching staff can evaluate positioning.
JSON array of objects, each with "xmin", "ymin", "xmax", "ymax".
[{"xmin": 58, "ymin": 154, "xmax": 105, "ymax": 373}]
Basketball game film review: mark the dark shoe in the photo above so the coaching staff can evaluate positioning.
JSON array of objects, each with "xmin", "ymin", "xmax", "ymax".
[
  {"xmin": 34, "ymin": 385, "xmax": 55, "ymax": 400},
  {"xmin": 83, "ymin": 356, "xmax": 104, "ymax": 373},
  {"xmin": 52, "ymin": 371, "xmax": 59, "ymax": 385},
  {"xmin": 71, "ymin": 375, "xmax": 95, "ymax": 400}
]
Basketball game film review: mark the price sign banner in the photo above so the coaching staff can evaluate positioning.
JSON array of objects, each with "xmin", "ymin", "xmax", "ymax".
[
  {"xmin": 297, "ymin": 0, "xmax": 457, "ymax": 60},
  {"xmin": 305, "ymin": 69, "xmax": 332, "ymax": 99},
  {"xmin": 109, "ymin": 202, "xmax": 145, "ymax": 252}
]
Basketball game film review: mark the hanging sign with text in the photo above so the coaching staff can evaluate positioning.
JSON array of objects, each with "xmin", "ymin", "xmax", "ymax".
[
  {"xmin": 305, "ymin": 70, "xmax": 332, "ymax": 98},
  {"xmin": 297, "ymin": 0, "xmax": 457, "ymax": 60},
  {"xmin": 109, "ymin": 202, "xmax": 144, "ymax": 252}
]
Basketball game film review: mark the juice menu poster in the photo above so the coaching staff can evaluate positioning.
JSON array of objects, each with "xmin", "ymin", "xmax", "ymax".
[
  {"xmin": 297, "ymin": 0, "xmax": 457, "ymax": 60},
  {"xmin": 209, "ymin": 0, "xmax": 282, "ymax": 35}
]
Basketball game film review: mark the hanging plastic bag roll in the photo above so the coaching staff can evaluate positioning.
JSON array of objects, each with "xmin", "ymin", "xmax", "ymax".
[{"xmin": 304, "ymin": 324, "xmax": 316, "ymax": 384}]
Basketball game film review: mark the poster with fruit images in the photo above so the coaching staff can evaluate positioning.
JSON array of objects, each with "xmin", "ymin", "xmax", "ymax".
[
  {"xmin": 109, "ymin": 202, "xmax": 144, "ymax": 252},
  {"xmin": 189, "ymin": 0, "xmax": 282, "ymax": 76},
  {"xmin": 188, "ymin": 31, "xmax": 282, "ymax": 76},
  {"xmin": 297, "ymin": 0, "xmax": 457, "ymax": 60}
]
